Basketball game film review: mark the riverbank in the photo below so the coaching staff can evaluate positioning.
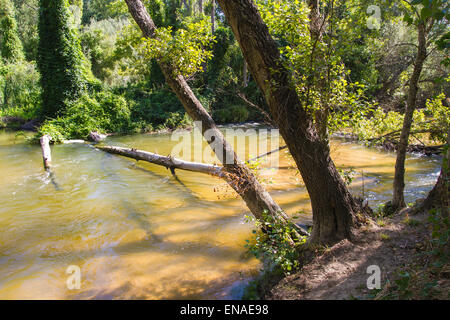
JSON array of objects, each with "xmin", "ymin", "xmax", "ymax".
[{"xmin": 246, "ymin": 206, "xmax": 449, "ymax": 300}]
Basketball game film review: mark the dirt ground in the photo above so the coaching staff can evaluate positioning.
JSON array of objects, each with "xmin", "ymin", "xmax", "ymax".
[{"xmin": 265, "ymin": 209, "xmax": 447, "ymax": 300}]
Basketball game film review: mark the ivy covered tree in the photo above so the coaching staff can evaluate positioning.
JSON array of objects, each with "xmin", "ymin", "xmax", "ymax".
[
  {"xmin": 37, "ymin": 0, "xmax": 89, "ymax": 117},
  {"xmin": 0, "ymin": 0, "xmax": 24, "ymax": 62}
]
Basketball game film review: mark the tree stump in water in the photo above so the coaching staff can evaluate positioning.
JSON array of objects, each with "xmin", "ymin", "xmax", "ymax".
[{"xmin": 40, "ymin": 134, "xmax": 52, "ymax": 171}]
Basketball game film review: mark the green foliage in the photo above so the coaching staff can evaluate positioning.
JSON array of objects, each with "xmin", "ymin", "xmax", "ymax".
[
  {"xmin": 124, "ymin": 86, "xmax": 191, "ymax": 131},
  {"xmin": 0, "ymin": 61, "xmax": 41, "ymax": 118},
  {"xmin": 37, "ymin": 91, "xmax": 131, "ymax": 141},
  {"xmin": 338, "ymin": 168, "xmax": 356, "ymax": 186},
  {"xmin": 245, "ymin": 212, "xmax": 307, "ymax": 275},
  {"xmin": 0, "ymin": 0, "xmax": 24, "ymax": 62},
  {"xmin": 428, "ymin": 208, "xmax": 449, "ymax": 261},
  {"xmin": 256, "ymin": 0, "xmax": 374, "ymax": 138},
  {"xmin": 37, "ymin": 0, "xmax": 97, "ymax": 118},
  {"xmin": 213, "ymin": 105, "xmax": 249, "ymax": 124},
  {"xmin": 144, "ymin": 17, "xmax": 215, "ymax": 78},
  {"xmin": 11, "ymin": 0, "xmax": 39, "ymax": 61},
  {"xmin": 80, "ymin": 17, "xmax": 131, "ymax": 85},
  {"xmin": 353, "ymin": 93, "xmax": 449, "ymax": 144}
]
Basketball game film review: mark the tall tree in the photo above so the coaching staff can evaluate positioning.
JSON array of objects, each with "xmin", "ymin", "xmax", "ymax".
[
  {"xmin": 0, "ymin": 0, "xmax": 24, "ymax": 62},
  {"xmin": 217, "ymin": 0, "xmax": 367, "ymax": 244},
  {"xmin": 124, "ymin": 0, "xmax": 308, "ymax": 237},
  {"xmin": 391, "ymin": 0, "xmax": 448, "ymax": 210},
  {"xmin": 37, "ymin": 0, "xmax": 88, "ymax": 117},
  {"xmin": 211, "ymin": 0, "xmax": 215, "ymax": 33}
]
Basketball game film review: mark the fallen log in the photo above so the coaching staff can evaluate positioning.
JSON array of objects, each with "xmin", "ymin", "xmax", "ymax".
[{"xmin": 97, "ymin": 145, "xmax": 225, "ymax": 177}]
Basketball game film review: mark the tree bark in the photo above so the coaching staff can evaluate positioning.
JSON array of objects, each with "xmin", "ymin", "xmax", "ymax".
[
  {"xmin": 98, "ymin": 145, "xmax": 225, "ymax": 177},
  {"xmin": 124, "ymin": 0, "xmax": 308, "ymax": 237},
  {"xmin": 242, "ymin": 60, "xmax": 248, "ymax": 87},
  {"xmin": 416, "ymin": 130, "xmax": 449, "ymax": 216},
  {"xmin": 217, "ymin": 0, "xmax": 363, "ymax": 244},
  {"xmin": 211, "ymin": 0, "xmax": 216, "ymax": 33},
  {"xmin": 392, "ymin": 22, "xmax": 427, "ymax": 210}
]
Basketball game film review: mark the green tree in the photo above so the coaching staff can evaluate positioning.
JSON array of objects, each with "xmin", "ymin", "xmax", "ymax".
[
  {"xmin": 0, "ymin": 0, "xmax": 24, "ymax": 62},
  {"xmin": 392, "ymin": 0, "xmax": 449, "ymax": 211},
  {"xmin": 37, "ymin": 0, "xmax": 90, "ymax": 117}
]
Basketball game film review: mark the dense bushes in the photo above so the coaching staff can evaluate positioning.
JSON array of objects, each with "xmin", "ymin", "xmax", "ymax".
[
  {"xmin": 0, "ymin": 61, "xmax": 41, "ymax": 120},
  {"xmin": 213, "ymin": 105, "xmax": 249, "ymax": 124},
  {"xmin": 125, "ymin": 87, "xmax": 191, "ymax": 131},
  {"xmin": 38, "ymin": 91, "xmax": 131, "ymax": 141}
]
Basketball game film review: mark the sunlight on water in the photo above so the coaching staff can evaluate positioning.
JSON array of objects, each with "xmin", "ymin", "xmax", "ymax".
[{"xmin": 0, "ymin": 127, "xmax": 441, "ymax": 299}]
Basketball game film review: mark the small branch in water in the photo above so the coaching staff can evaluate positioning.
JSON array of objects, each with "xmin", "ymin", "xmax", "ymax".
[{"xmin": 249, "ymin": 146, "xmax": 288, "ymax": 162}]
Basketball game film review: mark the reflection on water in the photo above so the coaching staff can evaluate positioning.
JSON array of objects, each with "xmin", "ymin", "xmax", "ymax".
[{"xmin": 0, "ymin": 127, "xmax": 441, "ymax": 299}]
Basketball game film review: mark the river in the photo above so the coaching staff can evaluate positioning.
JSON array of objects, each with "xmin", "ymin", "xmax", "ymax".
[{"xmin": 0, "ymin": 125, "xmax": 441, "ymax": 299}]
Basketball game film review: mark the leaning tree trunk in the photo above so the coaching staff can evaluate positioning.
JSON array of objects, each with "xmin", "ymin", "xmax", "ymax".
[
  {"xmin": 217, "ymin": 0, "xmax": 364, "ymax": 244},
  {"xmin": 392, "ymin": 22, "xmax": 427, "ymax": 211},
  {"xmin": 416, "ymin": 130, "xmax": 449, "ymax": 216},
  {"xmin": 124, "ymin": 0, "xmax": 308, "ymax": 236}
]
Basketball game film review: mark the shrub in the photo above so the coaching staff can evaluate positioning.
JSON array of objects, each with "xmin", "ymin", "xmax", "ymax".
[
  {"xmin": 0, "ymin": 61, "xmax": 41, "ymax": 120},
  {"xmin": 37, "ymin": 91, "xmax": 131, "ymax": 141},
  {"xmin": 245, "ymin": 212, "xmax": 307, "ymax": 275},
  {"xmin": 213, "ymin": 105, "xmax": 249, "ymax": 124}
]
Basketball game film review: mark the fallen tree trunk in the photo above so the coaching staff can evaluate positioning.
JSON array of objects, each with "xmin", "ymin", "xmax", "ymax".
[
  {"xmin": 40, "ymin": 134, "xmax": 52, "ymax": 171},
  {"xmin": 97, "ymin": 145, "xmax": 225, "ymax": 177}
]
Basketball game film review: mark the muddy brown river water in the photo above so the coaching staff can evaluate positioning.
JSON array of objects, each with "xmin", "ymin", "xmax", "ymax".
[{"xmin": 0, "ymin": 126, "xmax": 441, "ymax": 299}]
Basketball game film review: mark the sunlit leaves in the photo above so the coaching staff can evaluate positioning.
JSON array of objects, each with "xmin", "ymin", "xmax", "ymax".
[{"xmin": 143, "ymin": 17, "xmax": 215, "ymax": 78}]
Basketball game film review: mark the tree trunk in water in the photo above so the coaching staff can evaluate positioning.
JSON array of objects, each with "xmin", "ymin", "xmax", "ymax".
[
  {"xmin": 217, "ymin": 0, "xmax": 363, "ymax": 244},
  {"xmin": 392, "ymin": 22, "xmax": 427, "ymax": 210},
  {"xmin": 124, "ymin": 0, "xmax": 308, "ymax": 237},
  {"xmin": 40, "ymin": 134, "xmax": 52, "ymax": 171}
]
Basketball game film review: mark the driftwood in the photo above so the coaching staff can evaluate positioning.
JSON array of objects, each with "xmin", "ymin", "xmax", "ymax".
[{"xmin": 97, "ymin": 145, "xmax": 225, "ymax": 177}]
